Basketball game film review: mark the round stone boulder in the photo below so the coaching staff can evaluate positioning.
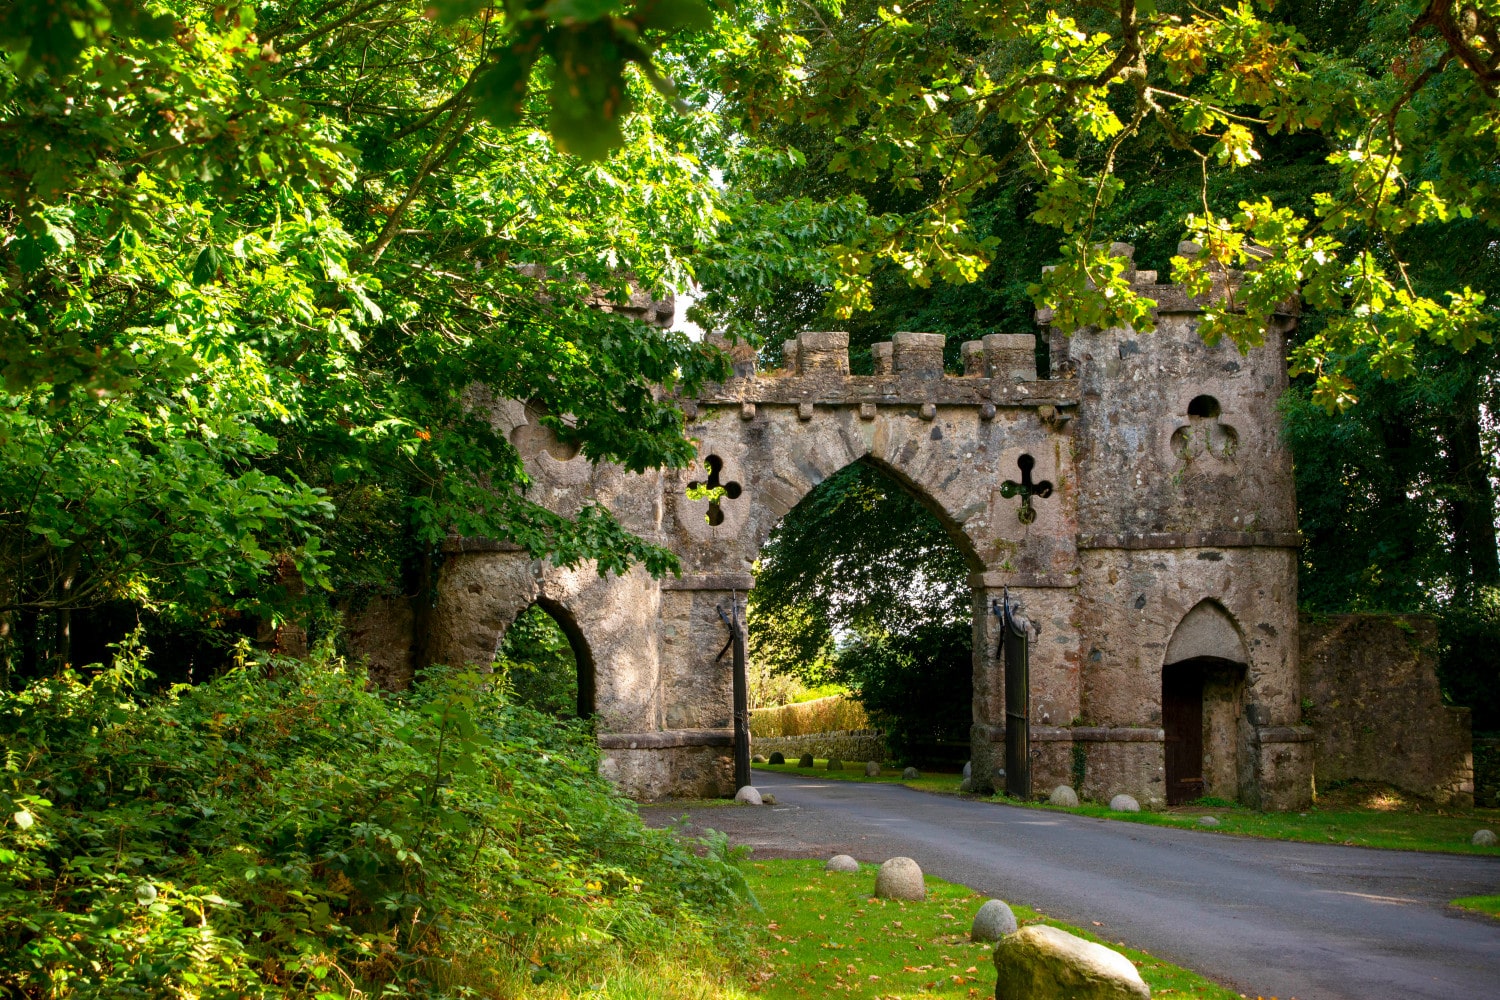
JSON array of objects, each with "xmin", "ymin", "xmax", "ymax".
[
  {"xmin": 1108, "ymin": 794, "xmax": 1140, "ymax": 813},
  {"xmin": 734, "ymin": 785, "xmax": 763, "ymax": 806},
  {"xmin": 826, "ymin": 757, "xmax": 843, "ymax": 771},
  {"xmin": 874, "ymin": 857, "xmax": 925, "ymax": 901},
  {"xmin": 798, "ymin": 753, "xmax": 815, "ymax": 768},
  {"xmin": 993, "ymin": 924, "xmax": 1150, "ymax": 1000},
  {"xmin": 963, "ymin": 760, "xmax": 972, "ymax": 779},
  {"xmin": 1473, "ymin": 828, "xmax": 1497, "ymax": 847},
  {"xmin": 1198, "ymin": 815, "xmax": 1220, "ymax": 828},
  {"xmin": 752, "ymin": 754, "xmax": 767, "ymax": 763},
  {"xmin": 959, "ymin": 777, "xmax": 973, "ymax": 793},
  {"xmin": 970, "ymin": 898, "xmax": 1018, "ymax": 942},
  {"xmin": 825, "ymin": 854, "xmax": 859, "ymax": 873},
  {"xmin": 902, "ymin": 766, "xmax": 921, "ymax": 779},
  {"xmin": 864, "ymin": 761, "xmax": 881, "ymax": 777},
  {"xmin": 1049, "ymin": 785, "xmax": 1079, "ymax": 807},
  {"xmin": 769, "ymin": 751, "xmax": 786, "ymax": 765}
]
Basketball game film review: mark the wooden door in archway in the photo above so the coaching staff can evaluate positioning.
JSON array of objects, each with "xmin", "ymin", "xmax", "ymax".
[{"xmin": 1163, "ymin": 662, "xmax": 1204, "ymax": 805}]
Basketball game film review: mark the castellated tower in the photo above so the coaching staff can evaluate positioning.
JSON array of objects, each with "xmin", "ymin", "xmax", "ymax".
[{"xmin": 1034, "ymin": 243, "xmax": 1308, "ymax": 808}]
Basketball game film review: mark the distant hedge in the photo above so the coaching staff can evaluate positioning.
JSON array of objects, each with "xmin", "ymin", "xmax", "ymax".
[{"xmin": 750, "ymin": 695, "xmax": 870, "ymax": 737}]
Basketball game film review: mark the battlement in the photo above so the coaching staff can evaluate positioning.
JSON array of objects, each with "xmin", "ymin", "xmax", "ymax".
[{"xmin": 694, "ymin": 329, "xmax": 1074, "ymax": 411}]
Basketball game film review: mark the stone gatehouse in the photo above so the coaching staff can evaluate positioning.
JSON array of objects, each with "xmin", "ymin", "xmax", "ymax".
[{"xmin": 356, "ymin": 247, "xmax": 1326, "ymax": 808}]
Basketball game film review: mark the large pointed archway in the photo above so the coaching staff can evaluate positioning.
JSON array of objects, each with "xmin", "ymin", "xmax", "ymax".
[{"xmin": 746, "ymin": 458, "xmax": 977, "ymax": 771}]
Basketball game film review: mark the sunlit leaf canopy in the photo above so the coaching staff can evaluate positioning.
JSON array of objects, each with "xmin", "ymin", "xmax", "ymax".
[
  {"xmin": 0, "ymin": 0, "xmax": 735, "ymax": 622},
  {"xmin": 6, "ymin": 0, "xmax": 1500, "ymax": 628},
  {"xmin": 688, "ymin": 0, "xmax": 1500, "ymax": 410}
]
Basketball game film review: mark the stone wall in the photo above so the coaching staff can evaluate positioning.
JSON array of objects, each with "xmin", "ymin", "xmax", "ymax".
[
  {"xmin": 1299, "ymin": 614, "xmax": 1473, "ymax": 806},
  {"xmin": 753, "ymin": 730, "xmax": 887, "ymax": 764}
]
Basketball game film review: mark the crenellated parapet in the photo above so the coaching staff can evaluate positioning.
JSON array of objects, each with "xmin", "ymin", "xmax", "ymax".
[{"xmin": 692, "ymin": 330, "xmax": 1073, "ymax": 414}]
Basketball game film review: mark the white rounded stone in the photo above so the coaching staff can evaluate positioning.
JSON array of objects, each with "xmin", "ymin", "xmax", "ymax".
[
  {"xmin": 1198, "ymin": 815, "xmax": 1220, "ymax": 827},
  {"xmin": 993, "ymin": 925, "xmax": 1150, "ymax": 1000},
  {"xmin": 734, "ymin": 785, "xmax": 762, "ymax": 806},
  {"xmin": 1109, "ymin": 794, "xmax": 1140, "ymax": 813},
  {"xmin": 902, "ymin": 766, "xmax": 921, "ymax": 779},
  {"xmin": 970, "ymin": 898, "xmax": 1018, "ymax": 942},
  {"xmin": 1473, "ymin": 828, "xmax": 1497, "ymax": 847},
  {"xmin": 865, "ymin": 761, "xmax": 881, "ymax": 777},
  {"xmin": 874, "ymin": 857, "xmax": 925, "ymax": 901},
  {"xmin": 963, "ymin": 761, "xmax": 972, "ymax": 778},
  {"xmin": 825, "ymin": 854, "xmax": 859, "ymax": 873},
  {"xmin": 1049, "ymin": 785, "xmax": 1079, "ymax": 807}
]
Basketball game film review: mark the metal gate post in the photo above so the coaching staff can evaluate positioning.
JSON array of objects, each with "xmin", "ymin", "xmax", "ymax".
[
  {"xmin": 718, "ymin": 595, "xmax": 751, "ymax": 790},
  {"xmin": 996, "ymin": 588, "xmax": 1033, "ymax": 799}
]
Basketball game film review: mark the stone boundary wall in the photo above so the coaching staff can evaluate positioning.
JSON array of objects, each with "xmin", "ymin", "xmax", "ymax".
[
  {"xmin": 753, "ymin": 729, "xmax": 887, "ymax": 764},
  {"xmin": 1299, "ymin": 613, "xmax": 1473, "ymax": 806}
]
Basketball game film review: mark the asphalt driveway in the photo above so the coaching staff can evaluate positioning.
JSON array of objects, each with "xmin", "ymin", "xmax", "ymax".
[{"xmin": 642, "ymin": 771, "xmax": 1500, "ymax": 1000}]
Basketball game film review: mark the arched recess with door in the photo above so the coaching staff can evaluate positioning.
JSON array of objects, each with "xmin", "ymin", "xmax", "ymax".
[{"xmin": 1161, "ymin": 600, "xmax": 1252, "ymax": 805}]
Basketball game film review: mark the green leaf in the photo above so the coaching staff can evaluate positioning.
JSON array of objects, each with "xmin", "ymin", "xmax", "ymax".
[{"xmin": 191, "ymin": 245, "xmax": 224, "ymax": 286}]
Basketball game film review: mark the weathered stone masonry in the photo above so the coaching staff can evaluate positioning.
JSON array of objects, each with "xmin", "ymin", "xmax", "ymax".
[{"xmin": 356, "ymin": 248, "xmax": 1339, "ymax": 807}]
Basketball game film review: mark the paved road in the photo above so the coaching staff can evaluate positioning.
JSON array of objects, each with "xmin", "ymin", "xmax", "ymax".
[{"xmin": 643, "ymin": 772, "xmax": 1500, "ymax": 1000}]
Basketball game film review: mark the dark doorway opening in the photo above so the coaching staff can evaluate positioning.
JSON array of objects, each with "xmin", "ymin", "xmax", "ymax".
[
  {"xmin": 496, "ymin": 599, "xmax": 595, "ymax": 719},
  {"xmin": 1163, "ymin": 661, "xmax": 1206, "ymax": 805}
]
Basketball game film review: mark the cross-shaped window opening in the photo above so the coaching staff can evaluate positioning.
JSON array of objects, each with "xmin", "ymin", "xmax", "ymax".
[
  {"xmin": 1000, "ymin": 454, "xmax": 1053, "ymax": 525},
  {"xmin": 687, "ymin": 454, "xmax": 743, "ymax": 526}
]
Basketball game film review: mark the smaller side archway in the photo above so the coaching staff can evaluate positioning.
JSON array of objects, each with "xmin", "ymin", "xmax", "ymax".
[
  {"xmin": 496, "ymin": 597, "xmax": 597, "ymax": 720},
  {"xmin": 1162, "ymin": 600, "xmax": 1251, "ymax": 805}
]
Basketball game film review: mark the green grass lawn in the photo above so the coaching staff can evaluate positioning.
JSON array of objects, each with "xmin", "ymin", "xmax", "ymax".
[
  {"xmin": 742, "ymin": 858, "xmax": 1238, "ymax": 999},
  {"xmin": 754, "ymin": 762, "xmax": 1500, "ymax": 856},
  {"xmin": 1451, "ymin": 895, "xmax": 1500, "ymax": 918}
]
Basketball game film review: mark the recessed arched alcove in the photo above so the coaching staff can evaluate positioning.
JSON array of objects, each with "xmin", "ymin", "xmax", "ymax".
[
  {"xmin": 496, "ymin": 597, "xmax": 596, "ymax": 720},
  {"xmin": 1162, "ymin": 600, "xmax": 1251, "ymax": 805}
]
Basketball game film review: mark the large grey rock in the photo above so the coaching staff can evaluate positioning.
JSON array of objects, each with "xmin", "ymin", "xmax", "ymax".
[
  {"xmin": 874, "ymin": 857, "xmax": 925, "ymax": 901},
  {"xmin": 993, "ymin": 925, "xmax": 1151, "ymax": 1000},
  {"xmin": 826, "ymin": 757, "xmax": 843, "ymax": 771},
  {"xmin": 970, "ymin": 899, "xmax": 1018, "ymax": 942},
  {"xmin": 865, "ymin": 761, "xmax": 881, "ymax": 777},
  {"xmin": 825, "ymin": 854, "xmax": 859, "ymax": 873},
  {"xmin": 903, "ymin": 766, "xmax": 921, "ymax": 779},
  {"xmin": 798, "ymin": 753, "xmax": 814, "ymax": 768},
  {"xmin": 1198, "ymin": 815, "xmax": 1220, "ymax": 827},
  {"xmin": 1109, "ymin": 794, "xmax": 1140, "ymax": 813},
  {"xmin": 1473, "ymin": 829, "xmax": 1497, "ymax": 847},
  {"xmin": 1049, "ymin": 785, "xmax": 1079, "ymax": 807},
  {"xmin": 769, "ymin": 751, "xmax": 785, "ymax": 765},
  {"xmin": 752, "ymin": 754, "xmax": 767, "ymax": 763},
  {"xmin": 734, "ymin": 785, "xmax": 762, "ymax": 806},
  {"xmin": 963, "ymin": 761, "xmax": 972, "ymax": 779}
]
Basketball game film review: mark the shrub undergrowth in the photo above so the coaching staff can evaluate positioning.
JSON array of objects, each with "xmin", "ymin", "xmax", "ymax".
[{"xmin": 0, "ymin": 637, "xmax": 749, "ymax": 998}]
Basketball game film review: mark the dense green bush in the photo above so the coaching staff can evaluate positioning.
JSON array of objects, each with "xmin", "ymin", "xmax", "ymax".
[{"xmin": 0, "ymin": 639, "xmax": 748, "ymax": 999}]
